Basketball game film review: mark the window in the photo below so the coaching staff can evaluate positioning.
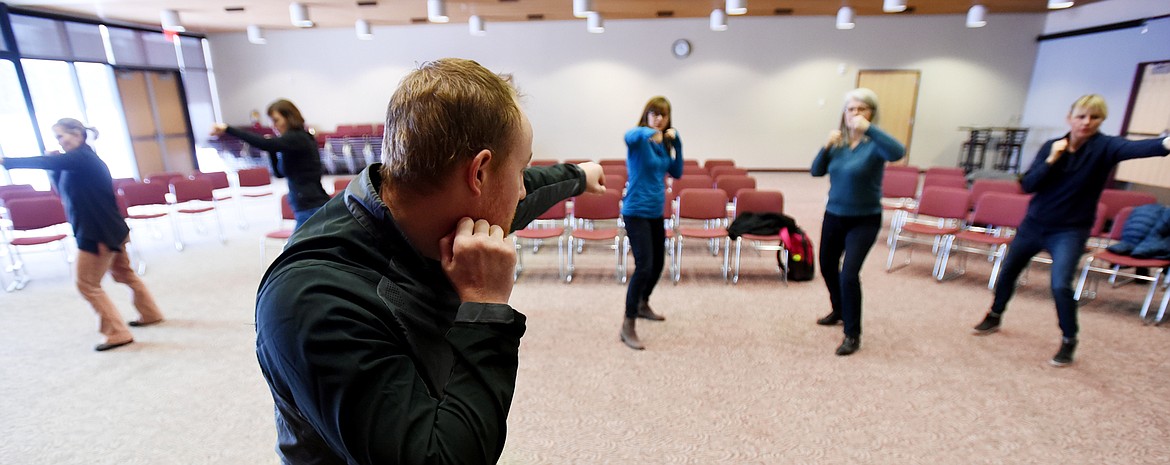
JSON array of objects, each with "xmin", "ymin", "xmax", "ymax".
[
  {"xmin": 10, "ymin": 15, "xmax": 67, "ymax": 59},
  {"xmin": 142, "ymin": 31, "xmax": 178, "ymax": 68},
  {"xmin": 64, "ymin": 22, "xmax": 106, "ymax": 62},
  {"xmin": 105, "ymin": 27, "xmax": 144, "ymax": 66},
  {"xmin": 76, "ymin": 62, "xmax": 136, "ymax": 178},
  {"xmin": 0, "ymin": 59, "xmax": 42, "ymax": 187}
]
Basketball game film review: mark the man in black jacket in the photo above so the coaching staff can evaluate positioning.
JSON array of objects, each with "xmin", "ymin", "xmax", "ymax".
[{"xmin": 255, "ymin": 58, "xmax": 604, "ymax": 464}]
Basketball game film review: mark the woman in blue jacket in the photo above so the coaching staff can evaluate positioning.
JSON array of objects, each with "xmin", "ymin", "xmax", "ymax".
[
  {"xmin": 1, "ymin": 118, "xmax": 165, "ymax": 351},
  {"xmin": 620, "ymin": 96, "xmax": 684, "ymax": 350},
  {"xmin": 811, "ymin": 88, "xmax": 905, "ymax": 356}
]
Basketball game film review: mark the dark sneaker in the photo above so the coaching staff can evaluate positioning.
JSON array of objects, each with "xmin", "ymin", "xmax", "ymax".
[
  {"xmin": 817, "ymin": 312, "xmax": 842, "ymax": 326},
  {"xmin": 835, "ymin": 336, "xmax": 860, "ymax": 356},
  {"xmin": 972, "ymin": 312, "xmax": 1002, "ymax": 335},
  {"xmin": 1050, "ymin": 338, "xmax": 1077, "ymax": 367}
]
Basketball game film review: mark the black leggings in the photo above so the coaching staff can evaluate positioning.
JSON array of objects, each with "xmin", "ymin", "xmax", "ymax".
[
  {"xmin": 623, "ymin": 216, "xmax": 666, "ymax": 319},
  {"xmin": 819, "ymin": 212, "xmax": 882, "ymax": 338}
]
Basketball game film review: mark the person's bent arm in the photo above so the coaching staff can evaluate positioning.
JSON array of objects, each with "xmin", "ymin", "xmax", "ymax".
[
  {"xmin": 1106, "ymin": 135, "xmax": 1170, "ymax": 163},
  {"xmin": 1020, "ymin": 140, "xmax": 1061, "ymax": 193},
  {"xmin": 0, "ymin": 151, "xmax": 87, "ymax": 171},
  {"xmin": 665, "ymin": 129, "xmax": 684, "ymax": 179},
  {"xmin": 865, "ymin": 125, "xmax": 906, "ymax": 162},
  {"xmin": 510, "ymin": 163, "xmax": 589, "ymax": 232}
]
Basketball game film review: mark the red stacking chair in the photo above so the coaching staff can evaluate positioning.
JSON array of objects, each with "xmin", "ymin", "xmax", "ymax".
[
  {"xmin": 169, "ymin": 178, "xmax": 225, "ymax": 251},
  {"xmin": 3, "ymin": 196, "xmax": 72, "ymax": 291},
  {"xmin": 729, "ymin": 189, "xmax": 786, "ymax": 285},
  {"xmin": 714, "ymin": 175, "xmax": 756, "ymax": 203},
  {"xmin": 1074, "ymin": 207, "xmax": 1170, "ymax": 323},
  {"xmin": 936, "ymin": 192, "xmax": 1031, "ymax": 288},
  {"xmin": 262, "ymin": 194, "xmax": 296, "ymax": 262},
  {"xmin": 566, "ymin": 189, "xmax": 626, "ymax": 284},
  {"xmin": 886, "ymin": 187, "xmax": 971, "ymax": 278},
  {"xmin": 117, "ymin": 182, "xmax": 174, "ymax": 275},
  {"xmin": 671, "ymin": 188, "xmax": 730, "ymax": 283},
  {"xmin": 513, "ymin": 200, "xmax": 569, "ymax": 281}
]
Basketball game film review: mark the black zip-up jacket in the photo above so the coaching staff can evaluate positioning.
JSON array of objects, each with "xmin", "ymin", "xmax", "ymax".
[
  {"xmin": 1020, "ymin": 133, "xmax": 1169, "ymax": 231},
  {"xmin": 225, "ymin": 126, "xmax": 330, "ymax": 211},
  {"xmin": 255, "ymin": 162, "xmax": 588, "ymax": 465},
  {"xmin": 2, "ymin": 144, "xmax": 129, "ymax": 253}
]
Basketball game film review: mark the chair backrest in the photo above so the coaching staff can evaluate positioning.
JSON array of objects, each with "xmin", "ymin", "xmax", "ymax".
[
  {"xmin": 171, "ymin": 178, "xmax": 215, "ymax": 203},
  {"xmin": 118, "ymin": 182, "xmax": 170, "ymax": 208},
  {"xmin": 1109, "ymin": 206, "xmax": 1137, "ymax": 241},
  {"xmin": 534, "ymin": 199, "xmax": 568, "ymax": 221},
  {"xmin": 882, "ymin": 170, "xmax": 920, "ymax": 199},
  {"xmin": 970, "ymin": 192, "xmax": 1030, "ymax": 228},
  {"xmin": 193, "ymin": 171, "xmax": 231, "ymax": 190},
  {"xmin": 734, "ymin": 189, "xmax": 784, "ymax": 216},
  {"xmin": 601, "ymin": 164, "xmax": 627, "ymax": 176},
  {"xmin": 110, "ymin": 178, "xmax": 137, "ymax": 191},
  {"xmin": 280, "ymin": 194, "xmax": 295, "ymax": 221},
  {"xmin": 969, "ymin": 179, "xmax": 1023, "ymax": 209},
  {"xmin": 572, "ymin": 188, "xmax": 622, "ymax": 220},
  {"xmin": 0, "ymin": 184, "xmax": 36, "ymax": 196},
  {"xmin": 145, "ymin": 172, "xmax": 184, "ymax": 186},
  {"xmin": 528, "ymin": 159, "xmax": 557, "ymax": 167},
  {"xmin": 925, "ymin": 166, "xmax": 965, "ymax": 177},
  {"xmin": 605, "ymin": 173, "xmax": 627, "ymax": 192},
  {"xmin": 237, "ymin": 167, "xmax": 273, "ymax": 187},
  {"xmin": 682, "ymin": 159, "xmax": 700, "ymax": 167},
  {"xmin": 597, "ymin": 159, "xmax": 626, "ymax": 167},
  {"xmin": 921, "ymin": 173, "xmax": 967, "ymax": 192},
  {"xmin": 703, "ymin": 159, "xmax": 736, "ymax": 172},
  {"xmin": 1091, "ymin": 202, "xmax": 1108, "ymax": 237},
  {"xmin": 682, "ymin": 165, "xmax": 708, "ymax": 176},
  {"xmin": 6, "ymin": 196, "xmax": 67, "ymax": 231},
  {"xmin": 0, "ymin": 189, "xmax": 57, "ymax": 206},
  {"xmin": 884, "ymin": 164, "xmax": 919, "ymax": 174},
  {"xmin": 709, "ymin": 166, "xmax": 749, "ymax": 179},
  {"xmin": 563, "ymin": 158, "xmax": 592, "ymax": 165},
  {"xmin": 669, "ymin": 175, "xmax": 714, "ymax": 198},
  {"xmin": 916, "ymin": 187, "xmax": 971, "ymax": 219},
  {"xmin": 677, "ymin": 188, "xmax": 729, "ymax": 220},
  {"xmin": 1099, "ymin": 189, "xmax": 1156, "ymax": 225},
  {"xmin": 714, "ymin": 175, "xmax": 757, "ymax": 201},
  {"xmin": 333, "ymin": 177, "xmax": 353, "ymax": 194}
]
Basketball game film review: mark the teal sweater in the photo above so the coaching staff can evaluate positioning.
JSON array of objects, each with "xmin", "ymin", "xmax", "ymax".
[
  {"xmin": 810, "ymin": 125, "xmax": 906, "ymax": 217},
  {"xmin": 622, "ymin": 126, "xmax": 684, "ymax": 218}
]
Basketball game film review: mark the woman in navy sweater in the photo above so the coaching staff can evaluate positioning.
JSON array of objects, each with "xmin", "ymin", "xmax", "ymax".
[
  {"xmin": 0, "ymin": 118, "xmax": 165, "ymax": 351},
  {"xmin": 972, "ymin": 95, "xmax": 1170, "ymax": 367},
  {"xmin": 620, "ymin": 96, "xmax": 684, "ymax": 350},
  {"xmin": 212, "ymin": 99, "xmax": 329, "ymax": 230},
  {"xmin": 811, "ymin": 88, "xmax": 905, "ymax": 356}
]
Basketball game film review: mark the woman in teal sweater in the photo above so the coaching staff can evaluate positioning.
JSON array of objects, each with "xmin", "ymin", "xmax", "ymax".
[
  {"xmin": 810, "ymin": 88, "xmax": 905, "ymax": 356},
  {"xmin": 620, "ymin": 96, "xmax": 684, "ymax": 350}
]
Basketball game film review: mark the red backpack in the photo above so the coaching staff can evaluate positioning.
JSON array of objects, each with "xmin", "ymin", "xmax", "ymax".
[{"xmin": 779, "ymin": 227, "xmax": 816, "ymax": 281}]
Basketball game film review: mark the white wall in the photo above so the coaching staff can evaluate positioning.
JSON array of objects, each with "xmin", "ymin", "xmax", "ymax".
[
  {"xmin": 209, "ymin": 13, "xmax": 1044, "ymax": 169},
  {"xmin": 1019, "ymin": 0, "xmax": 1170, "ymax": 166}
]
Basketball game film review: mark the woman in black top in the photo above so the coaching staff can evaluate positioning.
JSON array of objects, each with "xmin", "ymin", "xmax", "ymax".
[
  {"xmin": 1, "ymin": 118, "xmax": 165, "ymax": 351},
  {"xmin": 212, "ymin": 99, "xmax": 330, "ymax": 230}
]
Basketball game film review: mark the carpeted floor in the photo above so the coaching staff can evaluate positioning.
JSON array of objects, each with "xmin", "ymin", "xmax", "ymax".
[{"xmin": 1, "ymin": 172, "xmax": 1167, "ymax": 464}]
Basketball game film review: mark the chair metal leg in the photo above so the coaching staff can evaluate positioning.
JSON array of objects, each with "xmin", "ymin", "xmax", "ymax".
[
  {"xmin": 1155, "ymin": 271, "xmax": 1170, "ymax": 325},
  {"xmin": 1139, "ymin": 267, "xmax": 1163, "ymax": 323},
  {"xmin": 1073, "ymin": 256, "xmax": 1093, "ymax": 301}
]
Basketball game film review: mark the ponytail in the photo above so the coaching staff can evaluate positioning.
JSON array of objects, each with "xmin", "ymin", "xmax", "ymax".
[{"xmin": 53, "ymin": 118, "xmax": 99, "ymax": 141}]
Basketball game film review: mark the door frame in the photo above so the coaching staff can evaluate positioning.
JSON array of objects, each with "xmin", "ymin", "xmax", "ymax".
[{"xmin": 113, "ymin": 65, "xmax": 198, "ymax": 174}]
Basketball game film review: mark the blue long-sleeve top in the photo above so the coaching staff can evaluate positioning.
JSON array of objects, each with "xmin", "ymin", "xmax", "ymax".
[
  {"xmin": 2, "ymin": 144, "xmax": 129, "ymax": 253},
  {"xmin": 1019, "ymin": 133, "xmax": 1169, "ymax": 230},
  {"xmin": 810, "ymin": 125, "xmax": 905, "ymax": 216},
  {"xmin": 622, "ymin": 126, "xmax": 684, "ymax": 218}
]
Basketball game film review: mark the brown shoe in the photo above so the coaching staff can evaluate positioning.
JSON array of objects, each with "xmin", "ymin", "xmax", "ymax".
[
  {"xmin": 620, "ymin": 318, "xmax": 645, "ymax": 350},
  {"xmin": 95, "ymin": 339, "xmax": 134, "ymax": 352},
  {"xmin": 128, "ymin": 319, "xmax": 164, "ymax": 327},
  {"xmin": 637, "ymin": 301, "xmax": 665, "ymax": 321}
]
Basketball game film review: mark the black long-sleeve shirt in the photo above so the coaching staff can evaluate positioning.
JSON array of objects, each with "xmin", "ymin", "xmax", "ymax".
[
  {"xmin": 225, "ymin": 126, "xmax": 330, "ymax": 212},
  {"xmin": 255, "ymin": 162, "xmax": 589, "ymax": 465},
  {"xmin": 1020, "ymin": 133, "xmax": 1169, "ymax": 230},
  {"xmin": 2, "ymin": 144, "xmax": 129, "ymax": 253}
]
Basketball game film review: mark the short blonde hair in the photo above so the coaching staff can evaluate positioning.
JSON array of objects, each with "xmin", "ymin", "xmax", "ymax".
[
  {"xmin": 843, "ymin": 88, "xmax": 879, "ymax": 124},
  {"xmin": 380, "ymin": 58, "xmax": 522, "ymax": 193},
  {"xmin": 1069, "ymin": 94, "xmax": 1107, "ymax": 119}
]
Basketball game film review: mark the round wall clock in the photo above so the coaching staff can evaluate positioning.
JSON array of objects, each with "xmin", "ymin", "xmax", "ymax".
[{"xmin": 672, "ymin": 39, "xmax": 692, "ymax": 59}]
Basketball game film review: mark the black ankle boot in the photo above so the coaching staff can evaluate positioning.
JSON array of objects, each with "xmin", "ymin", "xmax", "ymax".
[
  {"xmin": 637, "ymin": 301, "xmax": 665, "ymax": 321},
  {"xmin": 817, "ymin": 312, "xmax": 841, "ymax": 326},
  {"xmin": 835, "ymin": 336, "xmax": 860, "ymax": 356},
  {"xmin": 1050, "ymin": 337, "xmax": 1077, "ymax": 367},
  {"xmin": 620, "ymin": 318, "xmax": 645, "ymax": 350}
]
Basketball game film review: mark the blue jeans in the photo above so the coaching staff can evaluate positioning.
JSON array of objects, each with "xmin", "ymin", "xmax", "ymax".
[
  {"xmin": 819, "ymin": 213, "xmax": 882, "ymax": 338},
  {"xmin": 990, "ymin": 221, "xmax": 1090, "ymax": 339},
  {"xmin": 293, "ymin": 207, "xmax": 321, "ymax": 231},
  {"xmin": 623, "ymin": 216, "xmax": 665, "ymax": 319}
]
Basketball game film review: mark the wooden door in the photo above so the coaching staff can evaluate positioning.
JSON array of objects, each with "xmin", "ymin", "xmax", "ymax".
[
  {"xmin": 115, "ymin": 69, "xmax": 195, "ymax": 178},
  {"xmin": 857, "ymin": 70, "xmax": 920, "ymax": 165}
]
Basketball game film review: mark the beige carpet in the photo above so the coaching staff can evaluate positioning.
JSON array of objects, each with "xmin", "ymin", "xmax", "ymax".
[{"xmin": 1, "ymin": 172, "xmax": 1167, "ymax": 464}]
